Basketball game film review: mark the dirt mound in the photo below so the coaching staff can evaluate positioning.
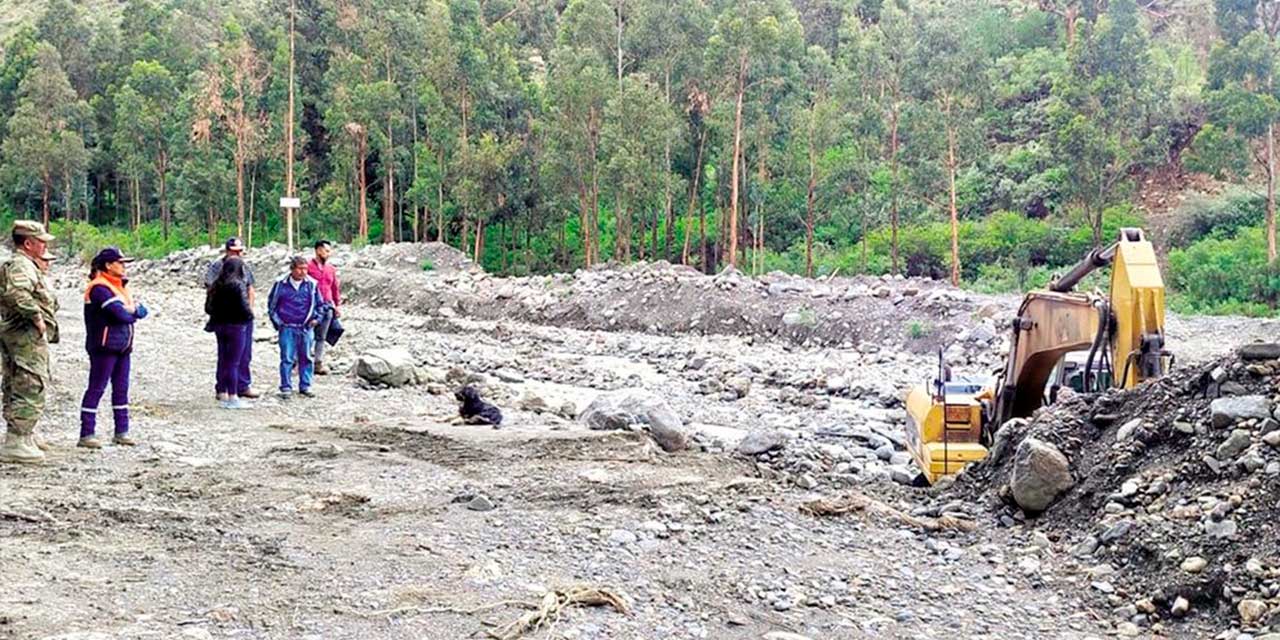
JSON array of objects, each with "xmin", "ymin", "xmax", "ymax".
[
  {"xmin": 130, "ymin": 241, "xmax": 476, "ymax": 286},
  {"xmin": 340, "ymin": 260, "xmax": 1011, "ymax": 351},
  {"xmin": 949, "ymin": 345, "xmax": 1280, "ymax": 635}
]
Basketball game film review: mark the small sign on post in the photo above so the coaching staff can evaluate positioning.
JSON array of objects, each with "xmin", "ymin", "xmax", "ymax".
[{"xmin": 280, "ymin": 197, "xmax": 300, "ymax": 252}]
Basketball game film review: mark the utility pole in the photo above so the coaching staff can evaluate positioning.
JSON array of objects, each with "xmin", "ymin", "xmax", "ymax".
[{"xmin": 284, "ymin": 0, "xmax": 297, "ymax": 252}]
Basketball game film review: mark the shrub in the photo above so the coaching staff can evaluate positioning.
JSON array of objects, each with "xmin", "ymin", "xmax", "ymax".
[
  {"xmin": 1167, "ymin": 187, "xmax": 1265, "ymax": 246},
  {"xmin": 1167, "ymin": 226, "xmax": 1280, "ymax": 315}
]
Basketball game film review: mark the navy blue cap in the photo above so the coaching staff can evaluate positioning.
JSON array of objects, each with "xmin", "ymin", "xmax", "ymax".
[
  {"xmin": 225, "ymin": 237, "xmax": 245, "ymax": 251},
  {"xmin": 92, "ymin": 247, "xmax": 133, "ymax": 266}
]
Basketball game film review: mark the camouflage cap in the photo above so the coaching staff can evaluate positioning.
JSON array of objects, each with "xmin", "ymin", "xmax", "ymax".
[{"xmin": 12, "ymin": 220, "xmax": 54, "ymax": 242}]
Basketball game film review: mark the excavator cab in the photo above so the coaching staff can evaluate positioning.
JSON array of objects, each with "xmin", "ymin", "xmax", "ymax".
[
  {"xmin": 1051, "ymin": 351, "xmax": 1113, "ymax": 396},
  {"xmin": 903, "ymin": 228, "xmax": 1172, "ymax": 484}
]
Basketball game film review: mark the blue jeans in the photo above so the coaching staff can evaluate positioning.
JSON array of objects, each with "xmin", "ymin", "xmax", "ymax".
[
  {"xmin": 239, "ymin": 322, "xmax": 254, "ymax": 393},
  {"xmin": 278, "ymin": 326, "xmax": 314, "ymax": 392}
]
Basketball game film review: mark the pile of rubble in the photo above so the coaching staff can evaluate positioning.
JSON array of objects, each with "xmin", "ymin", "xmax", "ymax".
[
  {"xmin": 951, "ymin": 343, "xmax": 1280, "ymax": 638},
  {"xmin": 131, "ymin": 241, "xmax": 1006, "ymax": 350},
  {"xmin": 128, "ymin": 241, "xmax": 477, "ymax": 287}
]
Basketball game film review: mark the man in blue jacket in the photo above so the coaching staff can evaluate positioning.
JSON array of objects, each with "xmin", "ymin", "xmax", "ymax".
[{"xmin": 267, "ymin": 257, "xmax": 323, "ymax": 398}]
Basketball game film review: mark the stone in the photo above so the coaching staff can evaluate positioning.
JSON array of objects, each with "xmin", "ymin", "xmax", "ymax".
[
  {"xmin": 608, "ymin": 529, "xmax": 638, "ymax": 546},
  {"xmin": 579, "ymin": 390, "xmax": 689, "ymax": 452},
  {"xmin": 518, "ymin": 393, "xmax": 549, "ymax": 413},
  {"xmin": 1218, "ymin": 429, "xmax": 1253, "ymax": 460},
  {"xmin": 1181, "ymin": 556, "xmax": 1208, "ymax": 574},
  {"xmin": 1205, "ymin": 518, "xmax": 1238, "ymax": 539},
  {"xmin": 1174, "ymin": 421, "xmax": 1195, "ymax": 434},
  {"xmin": 1171, "ymin": 596, "xmax": 1190, "ymax": 617},
  {"xmin": 825, "ymin": 377, "xmax": 849, "ymax": 395},
  {"xmin": 1099, "ymin": 519, "xmax": 1133, "ymax": 545},
  {"xmin": 1239, "ymin": 599, "xmax": 1268, "ymax": 625},
  {"xmin": 355, "ymin": 348, "xmax": 418, "ymax": 387},
  {"xmin": 1010, "ymin": 437, "xmax": 1075, "ymax": 512},
  {"xmin": 466, "ymin": 495, "xmax": 495, "ymax": 512},
  {"xmin": 1211, "ymin": 396, "xmax": 1271, "ymax": 429},
  {"xmin": 1072, "ymin": 536, "xmax": 1099, "ymax": 558},
  {"xmin": 737, "ymin": 430, "xmax": 787, "ymax": 456},
  {"xmin": 763, "ymin": 634, "xmax": 814, "ymax": 640},
  {"xmin": 1238, "ymin": 343, "xmax": 1280, "ymax": 361},
  {"xmin": 1116, "ymin": 418, "xmax": 1142, "ymax": 442},
  {"xmin": 1115, "ymin": 622, "xmax": 1140, "ymax": 637},
  {"xmin": 725, "ymin": 376, "xmax": 752, "ymax": 399},
  {"xmin": 1264, "ymin": 431, "xmax": 1280, "ymax": 448},
  {"xmin": 889, "ymin": 465, "xmax": 919, "ymax": 485},
  {"xmin": 492, "ymin": 369, "xmax": 525, "ymax": 383}
]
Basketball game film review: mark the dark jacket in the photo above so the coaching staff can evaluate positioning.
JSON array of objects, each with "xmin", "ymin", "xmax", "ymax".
[
  {"xmin": 267, "ymin": 275, "xmax": 323, "ymax": 329},
  {"xmin": 83, "ymin": 275, "xmax": 138, "ymax": 354},
  {"xmin": 205, "ymin": 281, "xmax": 254, "ymax": 327}
]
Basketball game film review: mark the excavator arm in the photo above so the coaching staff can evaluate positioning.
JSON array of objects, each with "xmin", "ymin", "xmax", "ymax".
[{"xmin": 992, "ymin": 228, "xmax": 1169, "ymax": 431}]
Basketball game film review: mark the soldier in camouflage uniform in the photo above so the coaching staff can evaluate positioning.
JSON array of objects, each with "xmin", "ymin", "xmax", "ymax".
[{"xmin": 0, "ymin": 220, "xmax": 60, "ymax": 464}]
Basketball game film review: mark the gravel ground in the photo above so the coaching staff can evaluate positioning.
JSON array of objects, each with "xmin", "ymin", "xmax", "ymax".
[{"xmin": 1, "ymin": 251, "xmax": 1271, "ymax": 640}]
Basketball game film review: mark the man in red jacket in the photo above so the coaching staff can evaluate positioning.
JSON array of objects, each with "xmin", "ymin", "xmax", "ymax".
[{"xmin": 307, "ymin": 240, "xmax": 341, "ymax": 375}]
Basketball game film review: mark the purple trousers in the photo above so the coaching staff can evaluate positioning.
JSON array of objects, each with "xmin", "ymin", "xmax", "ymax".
[
  {"xmin": 80, "ymin": 351, "xmax": 131, "ymax": 437},
  {"xmin": 214, "ymin": 323, "xmax": 251, "ymax": 396}
]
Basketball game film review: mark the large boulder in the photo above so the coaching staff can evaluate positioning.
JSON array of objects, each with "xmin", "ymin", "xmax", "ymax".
[
  {"xmin": 1010, "ymin": 437, "xmax": 1075, "ymax": 513},
  {"xmin": 1210, "ymin": 395, "xmax": 1271, "ymax": 429},
  {"xmin": 1238, "ymin": 343, "xmax": 1280, "ymax": 361},
  {"xmin": 579, "ymin": 390, "xmax": 689, "ymax": 452},
  {"xmin": 355, "ymin": 348, "xmax": 418, "ymax": 387}
]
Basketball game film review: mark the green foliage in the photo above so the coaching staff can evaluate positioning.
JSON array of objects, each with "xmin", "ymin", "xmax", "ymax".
[
  {"xmin": 1168, "ymin": 225, "xmax": 1280, "ymax": 316},
  {"xmin": 907, "ymin": 319, "xmax": 930, "ymax": 339},
  {"xmin": 1168, "ymin": 187, "xmax": 1265, "ymax": 245},
  {"xmin": 420, "ymin": 258, "xmax": 434, "ymax": 271}
]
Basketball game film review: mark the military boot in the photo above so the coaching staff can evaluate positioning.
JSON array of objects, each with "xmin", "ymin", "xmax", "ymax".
[
  {"xmin": 0, "ymin": 432, "xmax": 45, "ymax": 463},
  {"xmin": 32, "ymin": 433, "xmax": 53, "ymax": 452}
]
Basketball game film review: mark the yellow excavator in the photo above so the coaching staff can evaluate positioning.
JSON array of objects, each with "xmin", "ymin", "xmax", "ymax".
[{"xmin": 903, "ymin": 228, "xmax": 1173, "ymax": 484}]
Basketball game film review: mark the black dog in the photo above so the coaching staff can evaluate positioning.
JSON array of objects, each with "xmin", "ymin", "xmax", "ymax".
[{"xmin": 455, "ymin": 386, "xmax": 503, "ymax": 427}]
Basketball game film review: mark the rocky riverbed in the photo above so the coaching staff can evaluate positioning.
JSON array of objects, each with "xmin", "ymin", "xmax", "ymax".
[{"xmin": 2, "ymin": 242, "xmax": 1277, "ymax": 640}]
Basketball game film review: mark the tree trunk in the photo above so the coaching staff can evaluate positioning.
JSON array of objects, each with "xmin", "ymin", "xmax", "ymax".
[
  {"xmin": 683, "ymin": 128, "xmax": 706, "ymax": 266},
  {"xmin": 663, "ymin": 68, "xmax": 674, "ymax": 260},
  {"xmin": 1269, "ymin": 123, "xmax": 1277, "ymax": 262},
  {"xmin": 437, "ymin": 149, "xmax": 446, "ymax": 242},
  {"xmin": 384, "ymin": 129, "xmax": 394, "ymax": 243},
  {"xmin": 235, "ymin": 153, "xmax": 246, "ymax": 237},
  {"xmin": 806, "ymin": 126, "xmax": 817, "ymax": 278},
  {"xmin": 157, "ymin": 150, "xmax": 168, "ymax": 237},
  {"xmin": 357, "ymin": 141, "xmax": 369, "ymax": 242},
  {"xmin": 861, "ymin": 203, "xmax": 868, "ymax": 274},
  {"xmin": 946, "ymin": 110, "xmax": 961, "ymax": 286},
  {"xmin": 286, "ymin": 0, "xmax": 297, "ymax": 251},
  {"xmin": 473, "ymin": 217, "xmax": 484, "ymax": 263},
  {"xmin": 247, "ymin": 166, "xmax": 257, "ymax": 248},
  {"xmin": 889, "ymin": 104, "xmax": 901, "ymax": 274},
  {"xmin": 728, "ymin": 56, "xmax": 747, "ymax": 268},
  {"xmin": 131, "ymin": 176, "xmax": 141, "ymax": 231},
  {"xmin": 207, "ymin": 205, "xmax": 216, "ymax": 247},
  {"xmin": 41, "ymin": 174, "xmax": 51, "ymax": 228}
]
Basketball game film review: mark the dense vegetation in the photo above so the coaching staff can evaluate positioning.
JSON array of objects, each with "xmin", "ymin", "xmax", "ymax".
[{"xmin": 0, "ymin": 0, "xmax": 1278, "ymax": 312}]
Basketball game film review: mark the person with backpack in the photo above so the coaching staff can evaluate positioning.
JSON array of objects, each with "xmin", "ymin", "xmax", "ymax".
[
  {"xmin": 267, "ymin": 257, "xmax": 323, "ymax": 398},
  {"xmin": 79, "ymin": 247, "xmax": 148, "ymax": 448}
]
